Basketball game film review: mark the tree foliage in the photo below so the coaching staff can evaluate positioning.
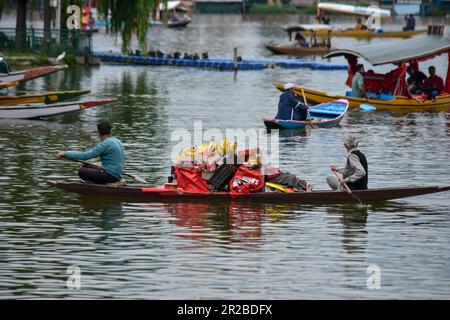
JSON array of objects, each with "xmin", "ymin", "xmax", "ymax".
[{"xmin": 98, "ymin": 0, "xmax": 163, "ymax": 54}]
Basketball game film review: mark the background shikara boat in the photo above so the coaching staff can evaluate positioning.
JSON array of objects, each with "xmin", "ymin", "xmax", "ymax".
[
  {"xmin": 266, "ymin": 24, "xmax": 332, "ymax": 57},
  {"xmin": 151, "ymin": 1, "xmax": 191, "ymax": 28},
  {"xmin": 0, "ymin": 99, "xmax": 115, "ymax": 119},
  {"xmin": 48, "ymin": 181, "xmax": 450, "ymax": 205},
  {"xmin": 0, "ymin": 89, "xmax": 90, "ymax": 105},
  {"xmin": 263, "ymin": 99, "xmax": 348, "ymax": 129},
  {"xmin": 302, "ymin": 2, "xmax": 427, "ymax": 39},
  {"xmin": 279, "ymin": 34, "xmax": 450, "ymax": 112},
  {"xmin": 0, "ymin": 65, "xmax": 67, "ymax": 84}
]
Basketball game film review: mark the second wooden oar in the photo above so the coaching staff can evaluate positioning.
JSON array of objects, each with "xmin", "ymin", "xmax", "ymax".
[
  {"xmin": 333, "ymin": 170, "xmax": 363, "ymax": 205},
  {"xmin": 67, "ymin": 158, "xmax": 147, "ymax": 184},
  {"xmin": 300, "ymin": 88, "xmax": 319, "ymax": 129}
]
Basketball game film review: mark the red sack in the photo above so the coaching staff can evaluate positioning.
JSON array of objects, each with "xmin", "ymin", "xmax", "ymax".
[
  {"xmin": 230, "ymin": 166, "xmax": 263, "ymax": 196},
  {"xmin": 175, "ymin": 167, "xmax": 209, "ymax": 193}
]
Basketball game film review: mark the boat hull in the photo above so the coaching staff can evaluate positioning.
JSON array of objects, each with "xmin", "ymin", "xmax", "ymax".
[
  {"xmin": 304, "ymin": 28, "xmax": 426, "ymax": 39},
  {"xmin": 0, "ymin": 99, "xmax": 114, "ymax": 119},
  {"xmin": 0, "ymin": 90, "xmax": 90, "ymax": 105},
  {"xmin": 265, "ymin": 44, "xmax": 329, "ymax": 57},
  {"xmin": 263, "ymin": 99, "xmax": 348, "ymax": 129},
  {"xmin": 275, "ymin": 84, "xmax": 450, "ymax": 112},
  {"xmin": 48, "ymin": 181, "xmax": 450, "ymax": 205},
  {"xmin": 0, "ymin": 65, "xmax": 67, "ymax": 84}
]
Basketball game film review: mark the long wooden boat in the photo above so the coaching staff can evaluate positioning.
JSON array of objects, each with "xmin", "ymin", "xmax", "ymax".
[
  {"xmin": 293, "ymin": 27, "xmax": 426, "ymax": 39},
  {"xmin": 0, "ymin": 65, "xmax": 67, "ymax": 84},
  {"xmin": 48, "ymin": 180, "xmax": 450, "ymax": 205},
  {"xmin": 275, "ymin": 84, "xmax": 450, "ymax": 112},
  {"xmin": 269, "ymin": 24, "xmax": 332, "ymax": 57},
  {"xmin": 307, "ymin": 2, "xmax": 426, "ymax": 39},
  {"xmin": 263, "ymin": 99, "xmax": 348, "ymax": 129},
  {"xmin": 280, "ymin": 34, "xmax": 450, "ymax": 112},
  {"xmin": 265, "ymin": 43, "xmax": 329, "ymax": 57},
  {"xmin": 0, "ymin": 99, "xmax": 115, "ymax": 119},
  {"xmin": 0, "ymin": 89, "xmax": 90, "ymax": 106}
]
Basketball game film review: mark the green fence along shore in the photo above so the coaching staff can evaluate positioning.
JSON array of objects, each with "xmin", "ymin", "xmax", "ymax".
[{"xmin": 0, "ymin": 28, "xmax": 93, "ymax": 56}]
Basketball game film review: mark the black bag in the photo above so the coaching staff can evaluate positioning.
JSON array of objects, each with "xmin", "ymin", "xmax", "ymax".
[{"xmin": 208, "ymin": 164, "xmax": 235, "ymax": 191}]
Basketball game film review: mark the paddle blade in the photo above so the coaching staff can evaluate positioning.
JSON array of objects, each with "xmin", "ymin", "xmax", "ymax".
[
  {"xmin": 360, "ymin": 104, "xmax": 377, "ymax": 112},
  {"xmin": 125, "ymin": 173, "xmax": 147, "ymax": 184}
]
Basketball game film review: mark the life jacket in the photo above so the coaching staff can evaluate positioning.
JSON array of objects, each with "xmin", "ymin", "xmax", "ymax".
[
  {"xmin": 230, "ymin": 166, "xmax": 263, "ymax": 196},
  {"xmin": 346, "ymin": 150, "xmax": 368, "ymax": 190}
]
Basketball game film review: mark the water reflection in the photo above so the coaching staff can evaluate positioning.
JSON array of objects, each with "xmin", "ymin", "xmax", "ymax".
[{"xmin": 164, "ymin": 202, "xmax": 267, "ymax": 244}]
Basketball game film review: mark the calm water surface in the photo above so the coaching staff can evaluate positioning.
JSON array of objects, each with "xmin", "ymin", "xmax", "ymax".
[{"xmin": 0, "ymin": 14, "xmax": 450, "ymax": 299}]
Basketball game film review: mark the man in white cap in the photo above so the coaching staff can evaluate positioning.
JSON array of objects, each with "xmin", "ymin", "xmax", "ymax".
[
  {"xmin": 275, "ymin": 83, "xmax": 308, "ymax": 121},
  {"xmin": 327, "ymin": 135, "xmax": 368, "ymax": 190}
]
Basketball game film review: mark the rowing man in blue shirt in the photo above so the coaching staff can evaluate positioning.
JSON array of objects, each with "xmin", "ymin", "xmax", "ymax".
[
  {"xmin": 57, "ymin": 121, "xmax": 125, "ymax": 185},
  {"xmin": 275, "ymin": 83, "xmax": 308, "ymax": 121}
]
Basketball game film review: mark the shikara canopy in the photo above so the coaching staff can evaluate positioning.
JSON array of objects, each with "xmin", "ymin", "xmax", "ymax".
[
  {"xmin": 318, "ymin": 2, "xmax": 391, "ymax": 17},
  {"xmin": 284, "ymin": 24, "xmax": 333, "ymax": 33},
  {"xmin": 323, "ymin": 35, "xmax": 450, "ymax": 65},
  {"xmin": 159, "ymin": 1, "xmax": 187, "ymax": 11}
]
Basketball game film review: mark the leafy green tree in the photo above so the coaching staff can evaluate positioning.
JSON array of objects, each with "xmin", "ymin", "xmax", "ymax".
[{"xmin": 98, "ymin": 0, "xmax": 164, "ymax": 54}]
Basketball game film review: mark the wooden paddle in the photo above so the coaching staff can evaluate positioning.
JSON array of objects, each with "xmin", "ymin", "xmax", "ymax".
[
  {"xmin": 300, "ymin": 88, "xmax": 319, "ymax": 129},
  {"xmin": 66, "ymin": 158, "xmax": 147, "ymax": 184},
  {"xmin": 333, "ymin": 170, "xmax": 363, "ymax": 205}
]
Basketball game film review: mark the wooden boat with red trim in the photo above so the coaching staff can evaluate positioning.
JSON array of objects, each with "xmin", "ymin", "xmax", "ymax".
[
  {"xmin": 263, "ymin": 99, "xmax": 348, "ymax": 129},
  {"xmin": 0, "ymin": 65, "xmax": 67, "ymax": 84},
  {"xmin": 278, "ymin": 33, "xmax": 450, "ymax": 112},
  {"xmin": 48, "ymin": 180, "xmax": 450, "ymax": 205},
  {"xmin": 0, "ymin": 99, "xmax": 115, "ymax": 119},
  {"xmin": 0, "ymin": 89, "xmax": 90, "ymax": 106}
]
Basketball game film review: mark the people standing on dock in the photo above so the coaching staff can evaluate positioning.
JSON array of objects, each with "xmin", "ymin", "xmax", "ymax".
[
  {"xmin": 275, "ymin": 83, "xmax": 308, "ymax": 121},
  {"xmin": 417, "ymin": 66, "xmax": 445, "ymax": 100},
  {"xmin": 327, "ymin": 136, "xmax": 368, "ymax": 191},
  {"xmin": 351, "ymin": 64, "xmax": 369, "ymax": 99},
  {"xmin": 57, "ymin": 121, "xmax": 125, "ymax": 185}
]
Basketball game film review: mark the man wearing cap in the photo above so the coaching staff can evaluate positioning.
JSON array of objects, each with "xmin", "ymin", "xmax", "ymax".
[
  {"xmin": 275, "ymin": 83, "xmax": 309, "ymax": 121},
  {"xmin": 326, "ymin": 136, "xmax": 368, "ymax": 190}
]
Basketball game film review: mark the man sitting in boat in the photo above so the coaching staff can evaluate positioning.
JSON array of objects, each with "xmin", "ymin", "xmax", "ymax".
[
  {"xmin": 354, "ymin": 18, "xmax": 366, "ymax": 30},
  {"xmin": 403, "ymin": 14, "xmax": 415, "ymax": 31},
  {"xmin": 327, "ymin": 136, "xmax": 368, "ymax": 191},
  {"xmin": 406, "ymin": 66, "xmax": 427, "ymax": 94},
  {"xmin": 57, "ymin": 121, "xmax": 125, "ymax": 185},
  {"xmin": 295, "ymin": 33, "xmax": 308, "ymax": 47},
  {"xmin": 351, "ymin": 64, "xmax": 369, "ymax": 99},
  {"xmin": 416, "ymin": 66, "xmax": 445, "ymax": 100},
  {"xmin": 275, "ymin": 83, "xmax": 309, "ymax": 121}
]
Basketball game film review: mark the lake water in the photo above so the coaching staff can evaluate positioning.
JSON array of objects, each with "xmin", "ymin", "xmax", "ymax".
[{"xmin": 0, "ymin": 14, "xmax": 450, "ymax": 299}]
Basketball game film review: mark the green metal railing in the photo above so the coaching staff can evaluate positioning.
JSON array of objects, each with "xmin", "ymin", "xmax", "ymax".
[{"xmin": 0, "ymin": 28, "xmax": 92, "ymax": 55}]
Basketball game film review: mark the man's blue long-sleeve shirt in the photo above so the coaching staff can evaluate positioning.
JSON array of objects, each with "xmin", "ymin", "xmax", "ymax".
[{"xmin": 64, "ymin": 136, "xmax": 125, "ymax": 180}]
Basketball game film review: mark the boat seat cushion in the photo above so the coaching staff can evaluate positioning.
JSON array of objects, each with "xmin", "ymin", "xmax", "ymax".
[{"xmin": 346, "ymin": 90, "xmax": 394, "ymax": 101}]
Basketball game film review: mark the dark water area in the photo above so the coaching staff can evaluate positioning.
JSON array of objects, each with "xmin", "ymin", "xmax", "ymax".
[{"xmin": 0, "ymin": 14, "xmax": 450, "ymax": 299}]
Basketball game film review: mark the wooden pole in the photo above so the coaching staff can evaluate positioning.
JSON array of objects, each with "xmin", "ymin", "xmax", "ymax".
[{"xmin": 233, "ymin": 47, "xmax": 238, "ymax": 72}]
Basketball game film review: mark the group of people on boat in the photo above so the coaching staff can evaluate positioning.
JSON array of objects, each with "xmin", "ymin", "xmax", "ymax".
[
  {"xmin": 350, "ymin": 63, "xmax": 446, "ymax": 101},
  {"xmin": 58, "ymin": 121, "xmax": 368, "ymax": 193},
  {"xmin": 406, "ymin": 66, "xmax": 445, "ymax": 100}
]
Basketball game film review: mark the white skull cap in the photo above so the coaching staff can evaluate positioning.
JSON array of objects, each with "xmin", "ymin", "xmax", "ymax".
[
  {"xmin": 345, "ymin": 135, "xmax": 359, "ymax": 148},
  {"xmin": 284, "ymin": 83, "xmax": 294, "ymax": 90}
]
